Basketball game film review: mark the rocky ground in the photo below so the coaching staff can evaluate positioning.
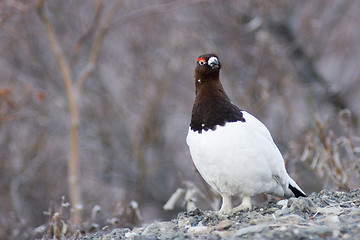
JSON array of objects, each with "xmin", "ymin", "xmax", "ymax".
[{"xmin": 80, "ymin": 189, "xmax": 360, "ymax": 239}]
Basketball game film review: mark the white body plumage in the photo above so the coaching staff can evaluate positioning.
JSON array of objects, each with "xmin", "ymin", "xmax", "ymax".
[{"xmin": 187, "ymin": 111, "xmax": 304, "ymax": 213}]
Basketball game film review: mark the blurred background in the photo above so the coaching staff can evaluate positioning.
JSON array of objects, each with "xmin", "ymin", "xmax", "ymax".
[{"xmin": 1, "ymin": 0, "xmax": 360, "ymax": 238}]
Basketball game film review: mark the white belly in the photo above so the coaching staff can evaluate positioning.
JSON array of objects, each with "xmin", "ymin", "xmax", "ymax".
[{"xmin": 186, "ymin": 111, "xmax": 290, "ymax": 197}]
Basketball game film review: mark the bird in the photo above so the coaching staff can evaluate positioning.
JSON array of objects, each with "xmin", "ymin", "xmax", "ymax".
[{"xmin": 186, "ymin": 53, "xmax": 306, "ymax": 214}]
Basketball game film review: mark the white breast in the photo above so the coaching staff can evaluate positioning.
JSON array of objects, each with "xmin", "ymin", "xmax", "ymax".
[{"xmin": 186, "ymin": 111, "xmax": 292, "ymax": 197}]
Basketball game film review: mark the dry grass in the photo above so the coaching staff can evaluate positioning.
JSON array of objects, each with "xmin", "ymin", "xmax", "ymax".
[
  {"xmin": 299, "ymin": 110, "xmax": 360, "ymax": 191},
  {"xmin": 18, "ymin": 196, "xmax": 142, "ymax": 239}
]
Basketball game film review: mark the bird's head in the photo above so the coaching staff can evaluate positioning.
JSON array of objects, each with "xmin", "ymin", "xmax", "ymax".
[{"xmin": 195, "ymin": 53, "xmax": 221, "ymax": 82}]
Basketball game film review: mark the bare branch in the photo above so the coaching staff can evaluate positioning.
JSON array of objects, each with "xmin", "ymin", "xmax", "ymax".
[
  {"xmin": 76, "ymin": 0, "xmax": 211, "ymax": 92},
  {"xmin": 110, "ymin": 0, "xmax": 213, "ymax": 30},
  {"xmin": 73, "ymin": 0, "xmax": 106, "ymax": 54},
  {"xmin": 75, "ymin": 0, "xmax": 121, "ymax": 92},
  {"xmin": 36, "ymin": 0, "xmax": 74, "ymax": 100},
  {"xmin": 37, "ymin": 0, "xmax": 81, "ymax": 224},
  {"xmin": 267, "ymin": 20, "xmax": 352, "ymax": 115}
]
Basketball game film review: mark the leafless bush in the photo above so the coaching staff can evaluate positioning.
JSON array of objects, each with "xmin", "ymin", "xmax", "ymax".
[
  {"xmin": 299, "ymin": 110, "xmax": 360, "ymax": 191},
  {"xmin": 25, "ymin": 196, "xmax": 142, "ymax": 239}
]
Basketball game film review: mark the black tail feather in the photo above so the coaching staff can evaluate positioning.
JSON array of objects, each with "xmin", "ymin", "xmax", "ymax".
[{"xmin": 289, "ymin": 184, "xmax": 307, "ymax": 197}]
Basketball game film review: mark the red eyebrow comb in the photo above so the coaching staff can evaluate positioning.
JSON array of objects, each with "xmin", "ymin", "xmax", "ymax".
[{"xmin": 197, "ymin": 57, "xmax": 206, "ymax": 63}]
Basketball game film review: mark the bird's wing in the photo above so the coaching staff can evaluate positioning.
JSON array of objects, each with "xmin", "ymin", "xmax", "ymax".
[{"xmin": 240, "ymin": 111, "xmax": 293, "ymax": 191}]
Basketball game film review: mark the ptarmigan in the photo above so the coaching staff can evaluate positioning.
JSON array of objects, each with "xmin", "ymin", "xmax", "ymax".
[{"xmin": 186, "ymin": 53, "xmax": 306, "ymax": 214}]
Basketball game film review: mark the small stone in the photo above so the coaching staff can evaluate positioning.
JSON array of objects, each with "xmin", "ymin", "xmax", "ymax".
[
  {"xmin": 325, "ymin": 215, "xmax": 340, "ymax": 224},
  {"xmin": 124, "ymin": 232, "xmax": 140, "ymax": 238},
  {"xmin": 214, "ymin": 220, "xmax": 233, "ymax": 230},
  {"xmin": 187, "ymin": 225, "xmax": 209, "ymax": 235},
  {"xmin": 213, "ymin": 230, "xmax": 236, "ymax": 239},
  {"xmin": 277, "ymin": 199, "xmax": 288, "ymax": 208},
  {"xmin": 101, "ymin": 228, "xmax": 130, "ymax": 239},
  {"xmin": 316, "ymin": 206, "xmax": 342, "ymax": 215},
  {"xmin": 288, "ymin": 197, "xmax": 317, "ymax": 215},
  {"xmin": 342, "ymin": 233, "xmax": 351, "ymax": 239},
  {"xmin": 276, "ymin": 214, "xmax": 303, "ymax": 225},
  {"xmin": 332, "ymin": 229, "xmax": 340, "ymax": 237},
  {"xmin": 141, "ymin": 221, "xmax": 177, "ymax": 239},
  {"xmin": 132, "ymin": 227, "xmax": 144, "ymax": 234},
  {"xmin": 188, "ymin": 208, "xmax": 203, "ymax": 217},
  {"xmin": 335, "ymin": 191, "xmax": 343, "ymax": 197},
  {"xmin": 178, "ymin": 217, "xmax": 191, "ymax": 228},
  {"xmin": 249, "ymin": 214, "xmax": 276, "ymax": 225},
  {"xmin": 234, "ymin": 224, "xmax": 268, "ymax": 237},
  {"xmin": 273, "ymin": 208, "xmax": 289, "ymax": 218},
  {"xmin": 279, "ymin": 225, "xmax": 287, "ymax": 231}
]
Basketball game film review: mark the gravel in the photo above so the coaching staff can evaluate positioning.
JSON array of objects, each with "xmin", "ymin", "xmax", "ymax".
[{"xmin": 79, "ymin": 189, "xmax": 360, "ymax": 239}]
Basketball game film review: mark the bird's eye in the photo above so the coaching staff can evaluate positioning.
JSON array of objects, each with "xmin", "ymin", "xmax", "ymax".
[{"xmin": 197, "ymin": 57, "xmax": 206, "ymax": 66}]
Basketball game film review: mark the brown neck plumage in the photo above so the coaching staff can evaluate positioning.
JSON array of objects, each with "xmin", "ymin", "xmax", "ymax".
[
  {"xmin": 190, "ymin": 54, "xmax": 245, "ymax": 133},
  {"xmin": 194, "ymin": 73, "xmax": 230, "ymax": 102}
]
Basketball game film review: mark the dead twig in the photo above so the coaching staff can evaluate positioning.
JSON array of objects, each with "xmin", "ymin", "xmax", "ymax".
[{"xmin": 76, "ymin": 0, "xmax": 121, "ymax": 92}]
